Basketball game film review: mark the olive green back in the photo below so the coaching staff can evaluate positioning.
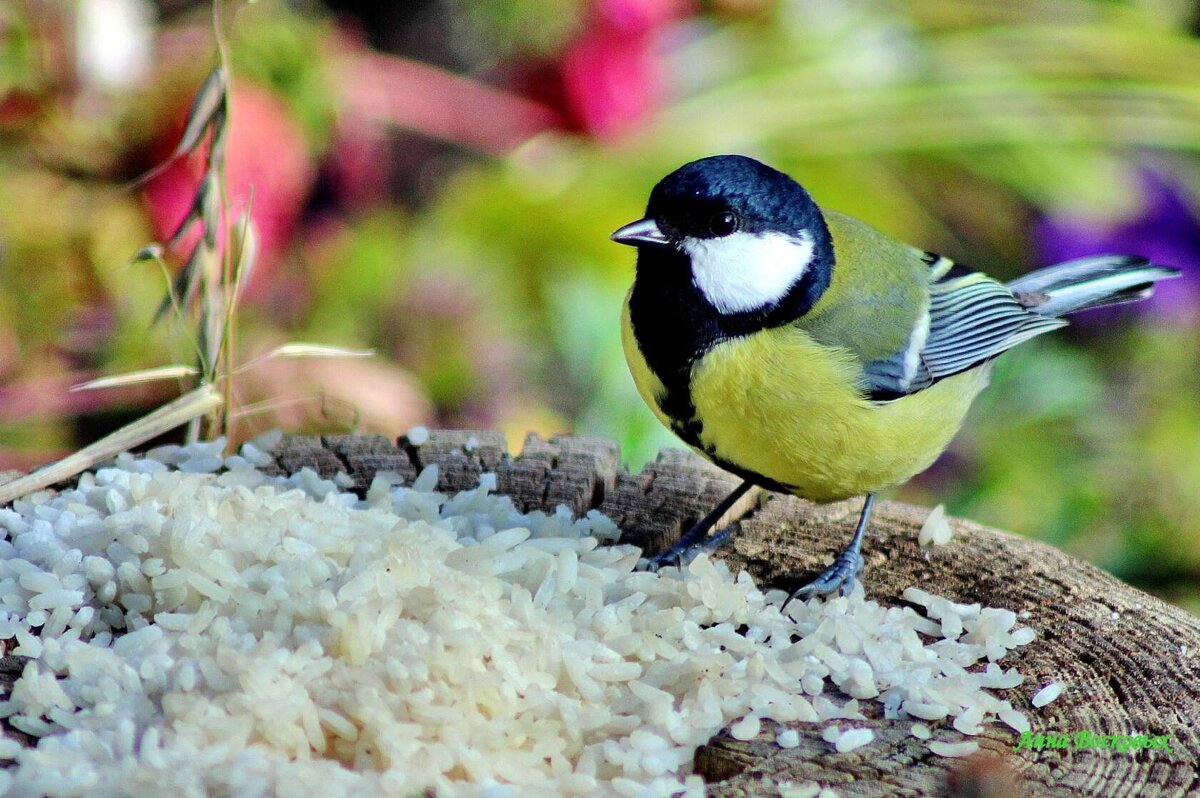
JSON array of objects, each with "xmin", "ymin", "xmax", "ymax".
[{"xmin": 799, "ymin": 210, "xmax": 930, "ymax": 362}]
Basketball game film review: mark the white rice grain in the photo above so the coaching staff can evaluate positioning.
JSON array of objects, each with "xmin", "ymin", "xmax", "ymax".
[
  {"xmin": 779, "ymin": 782, "xmax": 822, "ymax": 798},
  {"xmin": 832, "ymin": 728, "xmax": 873, "ymax": 753},
  {"xmin": 1032, "ymin": 682, "xmax": 1065, "ymax": 708},
  {"xmin": 918, "ymin": 504, "xmax": 953, "ymax": 547},
  {"xmin": 776, "ymin": 729, "xmax": 800, "ymax": 748},
  {"xmin": 928, "ymin": 740, "xmax": 980, "ymax": 758},
  {"xmin": 729, "ymin": 715, "xmax": 761, "ymax": 741}
]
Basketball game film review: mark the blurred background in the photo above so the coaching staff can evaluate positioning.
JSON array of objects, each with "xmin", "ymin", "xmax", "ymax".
[{"xmin": 1, "ymin": 0, "xmax": 1198, "ymax": 609}]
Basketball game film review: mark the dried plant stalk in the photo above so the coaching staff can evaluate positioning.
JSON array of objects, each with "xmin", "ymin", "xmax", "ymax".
[{"xmin": 0, "ymin": 385, "xmax": 223, "ymax": 505}]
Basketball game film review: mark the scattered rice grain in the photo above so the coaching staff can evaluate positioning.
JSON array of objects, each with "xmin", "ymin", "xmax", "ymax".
[
  {"xmin": 832, "ymin": 727, "xmax": 873, "ymax": 753},
  {"xmin": 779, "ymin": 782, "xmax": 821, "ymax": 798},
  {"xmin": 928, "ymin": 740, "xmax": 980, "ymax": 758},
  {"xmin": 776, "ymin": 729, "xmax": 800, "ymax": 749},
  {"xmin": 917, "ymin": 504, "xmax": 953, "ymax": 547},
  {"xmin": 1032, "ymin": 682, "xmax": 1065, "ymax": 708}
]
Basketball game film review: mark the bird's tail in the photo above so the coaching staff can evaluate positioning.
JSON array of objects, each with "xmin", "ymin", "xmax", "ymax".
[{"xmin": 1006, "ymin": 255, "xmax": 1180, "ymax": 318}]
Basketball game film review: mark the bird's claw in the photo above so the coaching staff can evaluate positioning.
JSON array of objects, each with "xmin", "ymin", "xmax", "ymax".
[
  {"xmin": 785, "ymin": 549, "xmax": 864, "ymax": 605},
  {"xmin": 642, "ymin": 528, "xmax": 734, "ymax": 571}
]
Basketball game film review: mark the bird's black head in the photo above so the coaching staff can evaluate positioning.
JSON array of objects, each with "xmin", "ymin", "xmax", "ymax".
[
  {"xmin": 647, "ymin": 155, "xmax": 826, "ymax": 242},
  {"xmin": 612, "ymin": 154, "xmax": 833, "ymax": 320}
]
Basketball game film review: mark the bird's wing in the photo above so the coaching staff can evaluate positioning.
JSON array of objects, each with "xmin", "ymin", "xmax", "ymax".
[{"xmin": 862, "ymin": 255, "xmax": 1066, "ymax": 400}]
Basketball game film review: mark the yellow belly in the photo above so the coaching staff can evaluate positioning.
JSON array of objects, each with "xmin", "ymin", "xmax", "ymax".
[{"xmin": 622, "ymin": 300, "xmax": 990, "ymax": 503}]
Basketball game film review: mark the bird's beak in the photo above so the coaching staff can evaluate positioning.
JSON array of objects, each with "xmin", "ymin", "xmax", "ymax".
[{"xmin": 611, "ymin": 218, "xmax": 668, "ymax": 247}]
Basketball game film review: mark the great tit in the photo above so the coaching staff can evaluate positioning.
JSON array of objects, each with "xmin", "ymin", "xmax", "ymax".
[{"xmin": 612, "ymin": 154, "xmax": 1179, "ymax": 599}]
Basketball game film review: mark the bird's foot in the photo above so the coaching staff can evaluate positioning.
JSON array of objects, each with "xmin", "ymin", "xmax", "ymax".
[
  {"xmin": 642, "ymin": 527, "xmax": 735, "ymax": 571},
  {"xmin": 785, "ymin": 548, "xmax": 864, "ymax": 605},
  {"xmin": 639, "ymin": 481, "xmax": 754, "ymax": 572}
]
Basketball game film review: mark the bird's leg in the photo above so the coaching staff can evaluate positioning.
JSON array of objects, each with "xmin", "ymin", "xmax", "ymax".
[
  {"xmin": 785, "ymin": 493, "xmax": 876, "ymax": 605},
  {"xmin": 645, "ymin": 480, "xmax": 753, "ymax": 568}
]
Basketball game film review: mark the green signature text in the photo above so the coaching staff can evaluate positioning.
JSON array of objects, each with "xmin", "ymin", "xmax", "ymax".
[{"xmin": 1014, "ymin": 731, "xmax": 1174, "ymax": 753}]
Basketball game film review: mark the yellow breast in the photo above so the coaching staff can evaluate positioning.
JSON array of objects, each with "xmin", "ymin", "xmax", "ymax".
[{"xmin": 622, "ymin": 295, "xmax": 989, "ymax": 503}]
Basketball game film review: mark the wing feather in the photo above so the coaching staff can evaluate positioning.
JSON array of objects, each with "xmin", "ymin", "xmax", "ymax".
[{"xmin": 863, "ymin": 263, "xmax": 1065, "ymax": 399}]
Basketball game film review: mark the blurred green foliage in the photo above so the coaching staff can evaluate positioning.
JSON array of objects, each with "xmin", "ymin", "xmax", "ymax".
[
  {"xmin": 1, "ymin": 0, "xmax": 1199, "ymax": 608},
  {"xmin": 447, "ymin": 0, "xmax": 586, "ymax": 58},
  {"xmin": 228, "ymin": 10, "xmax": 336, "ymax": 146}
]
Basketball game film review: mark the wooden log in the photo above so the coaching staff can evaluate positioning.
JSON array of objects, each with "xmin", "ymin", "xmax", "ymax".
[
  {"xmin": 3, "ymin": 429, "xmax": 1197, "ymax": 796},
  {"xmin": 265, "ymin": 430, "xmax": 1200, "ymax": 798}
]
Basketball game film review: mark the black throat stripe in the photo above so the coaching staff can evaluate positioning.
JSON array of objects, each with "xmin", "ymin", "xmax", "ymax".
[{"xmin": 627, "ymin": 247, "xmax": 718, "ymax": 449}]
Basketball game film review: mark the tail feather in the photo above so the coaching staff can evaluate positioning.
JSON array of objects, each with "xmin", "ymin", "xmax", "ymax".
[{"xmin": 1006, "ymin": 255, "xmax": 1180, "ymax": 318}]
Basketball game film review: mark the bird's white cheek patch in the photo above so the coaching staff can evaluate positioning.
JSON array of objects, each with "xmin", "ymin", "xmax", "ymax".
[{"xmin": 684, "ymin": 231, "xmax": 815, "ymax": 314}]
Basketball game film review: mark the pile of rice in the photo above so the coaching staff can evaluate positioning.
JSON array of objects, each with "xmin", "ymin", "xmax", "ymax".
[{"xmin": 0, "ymin": 437, "xmax": 1040, "ymax": 796}]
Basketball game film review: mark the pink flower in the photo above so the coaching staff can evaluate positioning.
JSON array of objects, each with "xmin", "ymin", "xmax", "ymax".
[{"xmin": 559, "ymin": 0, "xmax": 689, "ymax": 138}]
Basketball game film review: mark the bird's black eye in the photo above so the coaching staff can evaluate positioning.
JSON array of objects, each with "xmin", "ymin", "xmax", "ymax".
[{"xmin": 709, "ymin": 211, "xmax": 738, "ymax": 237}]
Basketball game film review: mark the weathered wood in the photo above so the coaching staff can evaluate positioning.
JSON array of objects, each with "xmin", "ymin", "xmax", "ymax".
[
  {"xmin": 3, "ymin": 430, "xmax": 1197, "ymax": 797},
  {"xmin": 269, "ymin": 430, "xmax": 1200, "ymax": 798},
  {"xmin": 0, "ymin": 657, "xmax": 33, "ymax": 749}
]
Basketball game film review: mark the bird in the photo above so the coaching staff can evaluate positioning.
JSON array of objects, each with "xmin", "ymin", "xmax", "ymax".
[{"xmin": 611, "ymin": 154, "xmax": 1180, "ymax": 600}]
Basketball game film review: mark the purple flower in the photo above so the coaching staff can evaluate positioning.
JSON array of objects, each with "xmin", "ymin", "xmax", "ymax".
[{"xmin": 1036, "ymin": 167, "xmax": 1199, "ymax": 322}]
